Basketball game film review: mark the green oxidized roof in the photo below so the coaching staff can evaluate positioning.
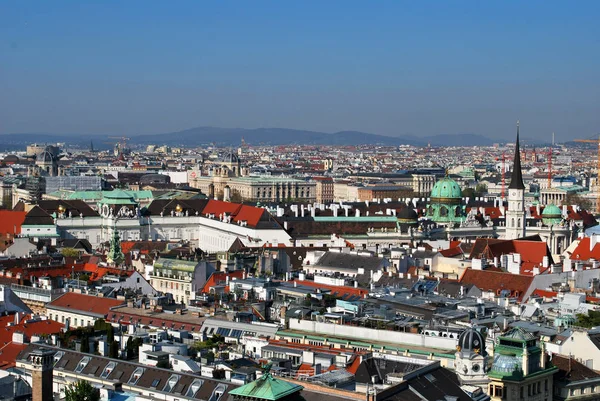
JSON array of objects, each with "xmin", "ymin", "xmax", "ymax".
[
  {"xmin": 430, "ymin": 177, "xmax": 462, "ymax": 199},
  {"xmin": 229, "ymin": 368, "xmax": 303, "ymax": 401},
  {"xmin": 66, "ymin": 190, "xmax": 153, "ymax": 202},
  {"xmin": 154, "ymin": 257, "xmax": 197, "ymax": 272},
  {"xmin": 542, "ymin": 204, "xmax": 562, "ymax": 217},
  {"xmin": 499, "ymin": 327, "xmax": 536, "ymax": 342},
  {"xmin": 100, "ymin": 190, "xmax": 138, "ymax": 205}
]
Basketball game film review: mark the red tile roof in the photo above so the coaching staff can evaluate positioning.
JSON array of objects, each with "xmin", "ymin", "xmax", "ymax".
[
  {"xmin": 0, "ymin": 314, "xmax": 64, "ymax": 368},
  {"xmin": 290, "ymin": 280, "xmax": 368, "ymax": 299},
  {"xmin": 47, "ymin": 292, "xmax": 124, "ymax": 316},
  {"xmin": 569, "ymin": 238, "xmax": 600, "ymax": 261},
  {"xmin": 200, "ymin": 270, "xmax": 246, "ymax": 294},
  {"xmin": 459, "ymin": 269, "xmax": 534, "ymax": 301},
  {"xmin": 469, "ymin": 238, "xmax": 553, "ymax": 275},
  {"xmin": 0, "ymin": 211, "xmax": 27, "ymax": 235},
  {"xmin": 202, "ymin": 200, "xmax": 267, "ymax": 228},
  {"xmin": 531, "ymin": 289, "xmax": 558, "ymax": 300}
]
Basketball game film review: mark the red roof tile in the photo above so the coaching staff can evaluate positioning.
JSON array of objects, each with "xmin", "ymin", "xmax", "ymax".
[
  {"xmin": 201, "ymin": 270, "xmax": 245, "ymax": 294},
  {"xmin": 0, "ymin": 211, "xmax": 27, "ymax": 235},
  {"xmin": 459, "ymin": 269, "xmax": 534, "ymax": 301},
  {"xmin": 290, "ymin": 280, "xmax": 368, "ymax": 299},
  {"xmin": 47, "ymin": 292, "xmax": 124, "ymax": 316},
  {"xmin": 570, "ymin": 238, "xmax": 600, "ymax": 261},
  {"xmin": 0, "ymin": 314, "xmax": 64, "ymax": 368}
]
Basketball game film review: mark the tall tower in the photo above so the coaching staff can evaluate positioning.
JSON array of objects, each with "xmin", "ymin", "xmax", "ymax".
[
  {"xmin": 28, "ymin": 348, "xmax": 56, "ymax": 401},
  {"xmin": 505, "ymin": 121, "xmax": 526, "ymax": 239}
]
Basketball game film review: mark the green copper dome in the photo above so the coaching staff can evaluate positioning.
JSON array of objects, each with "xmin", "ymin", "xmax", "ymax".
[
  {"xmin": 430, "ymin": 177, "xmax": 462, "ymax": 200},
  {"xmin": 541, "ymin": 204, "xmax": 562, "ymax": 225},
  {"xmin": 427, "ymin": 176, "xmax": 464, "ymax": 224}
]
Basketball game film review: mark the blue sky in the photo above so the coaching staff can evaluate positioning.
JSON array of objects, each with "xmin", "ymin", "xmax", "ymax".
[{"xmin": 0, "ymin": 1, "xmax": 598, "ymax": 141}]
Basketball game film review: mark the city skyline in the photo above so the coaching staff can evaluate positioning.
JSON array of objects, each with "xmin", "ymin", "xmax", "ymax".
[{"xmin": 1, "ymin": 1, "xmax": 599, "ymax": 141}]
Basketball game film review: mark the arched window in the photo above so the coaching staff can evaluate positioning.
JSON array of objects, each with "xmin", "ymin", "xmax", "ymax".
[
  {"xmin": 511, "ymin": 218, "xmax": 515, "ymax": 227},
  {"xmin": 440, "ymin": 206, "xmax": 448, "ymax": 217}
]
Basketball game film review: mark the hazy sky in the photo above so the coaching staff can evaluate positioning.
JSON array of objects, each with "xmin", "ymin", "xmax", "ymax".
[{"xmin": 1, "ymin": 1, "xmax": 599, "ymax": 141}]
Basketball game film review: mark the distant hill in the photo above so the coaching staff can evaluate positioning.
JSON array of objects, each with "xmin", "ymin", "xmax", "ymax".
[
  {"xmin": 0, "ymin": 127, "xmax": 499, "ymax": 148},
  {"xmin": 133, "ymin": 126, "xmax": 497, "ymax": 147}
]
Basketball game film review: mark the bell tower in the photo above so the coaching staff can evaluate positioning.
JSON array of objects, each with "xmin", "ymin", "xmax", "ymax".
[
  {"xmin": 505, "ymin": 121, "xmax": 526, "ymax": 239},
  {"xmin": 28, "ymin": 348, "xmax": 56, "ymax": 401}
]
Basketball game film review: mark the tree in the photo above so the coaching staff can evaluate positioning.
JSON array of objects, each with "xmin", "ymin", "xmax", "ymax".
[
  {"xmin": 64, "ymin": 380, "xmax": 100, "ymax": 401},
  {"xmin": 230, "ymin": 189, "xmax": 243, "ymax": 203},
  {"xmin": 106, "ymin": 326, "xmax": 114, "ymax": 344},
  {"xmin": 565, "ymin": 193, "xmax": 593, "ymax": 212},
  {"xmin": 126, "ymin": 337, "xmax": 134, "ymax": 359},
  {"xmin": 475, "ymin": 183, "xmax": 488, "ymax": 196},
  {"xmin": 61, "ymin": 248, "xmax": 80, "ymax": 258},
  {"xmin": 576, "ymin": 310, "xmax": 600, "ymax": 328},
  {"xmin": 109, "ymin": 340, "xmax": 119, "ymax": 359},
  {"xmin": 80, "ymin": 336, "xmax": 90, "ymax": 353},
  {"xmin": 192, "ymin": 334, "xmax": 224, "ymax": 351}
]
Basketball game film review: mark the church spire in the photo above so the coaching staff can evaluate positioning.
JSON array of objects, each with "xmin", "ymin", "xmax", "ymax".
[{"xmin": 508, "ymin": 120, "xmax": 525, "ymax": 190}]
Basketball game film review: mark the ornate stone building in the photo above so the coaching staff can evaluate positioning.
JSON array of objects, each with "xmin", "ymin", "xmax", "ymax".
[
  {"xmin": 487, "ymin": 327, "xmax": 556, "ymax": 401},
  {"xmin": 426, "ymin": 175, "xmax": 465, "ymax": 225},
  {"xmin": 191, "ymin": 152, "xmax": 316, "ymax": 203}
]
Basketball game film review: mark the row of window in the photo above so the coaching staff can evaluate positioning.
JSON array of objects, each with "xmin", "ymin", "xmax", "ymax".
[{"xmin": 49, "ymin": 313, "xmax": 93, "ymax": 328}]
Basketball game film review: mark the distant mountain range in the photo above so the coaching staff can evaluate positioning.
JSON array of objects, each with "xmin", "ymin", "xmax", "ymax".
[{"xmin": 0, "ymin": 126, "xmax": 503, "ymax": 148}]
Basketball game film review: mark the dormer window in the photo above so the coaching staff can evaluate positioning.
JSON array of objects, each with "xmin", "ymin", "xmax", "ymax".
[
  {"xmin": 128, "ymin": 367, "xmax": 145, "ymax": 385},
  {"xmin": 75, "ymin": 356, "xmax": 91, "ymax": 373},
  {"xmin": 101, "ymin": 361, "xmax": 116, "ymax": 378}
]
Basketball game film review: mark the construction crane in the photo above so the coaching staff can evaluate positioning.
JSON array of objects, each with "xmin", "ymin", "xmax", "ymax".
[{"xmin": 574, "ymin": 135, "xmax": 600, "ymax": 214}]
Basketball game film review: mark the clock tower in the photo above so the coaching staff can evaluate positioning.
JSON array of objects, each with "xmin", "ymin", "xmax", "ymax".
[{"xmin": 505, "ymin": 121, "xmax": 526, "ymax": 239}]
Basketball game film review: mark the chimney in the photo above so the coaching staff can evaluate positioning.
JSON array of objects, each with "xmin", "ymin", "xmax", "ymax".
[
  {"xmin": 542, "ymin": 256, "xmax": 549, "ymax": 268},
  {"xmin": 590, "ymin": 235, "xmax": 599, "ymax": 252},
  {"xmin": 28, "ymin": 348, "xmax": 56, "ymax": 401}
]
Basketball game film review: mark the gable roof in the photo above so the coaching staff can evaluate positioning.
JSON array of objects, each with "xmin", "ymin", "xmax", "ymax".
[
  {"xmin": 469, "ymin": 238, "xmax": 553, "ymax": 275},
  {"xmin": 22, "ymin": 206, "xmax": 54, "ymax": 226},
  {"xmin": 202, "ymin": 200, "xmax": 279, "ymax": 229},
  {"xmin": 46, "ymin": 292, "xmax": 124, "ymax": 317},
  {"xmin": 459, "ymin": 269, "xmax": 534, "ymax": 301},
  {"xmin": 569, "ymin": 237, "xmax": 600, "ymax": 261}
]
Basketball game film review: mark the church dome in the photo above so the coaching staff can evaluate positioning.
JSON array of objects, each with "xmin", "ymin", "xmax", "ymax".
[
  {"xmin": 427, "ymin": 176, "xmax": 465, "ymax": 224},
  {"xmin": 457, "ymin": 327, "xmax": 486, "ymax": 355},
  {"xmin": 220, "ymin": 151, "xmax": 239, "ymax": 163},
  {"xmin": 430, "ymin": 176, "xmax": 462, "ymax": 200},
  {"xmin": 37, "ymin": 149, "xmax": 55, "ymax": 164},
  {"xmin": 541, "ymin": 204, "xmax": 562, "ymax": 225},
  {"xmin": 397, "ymin": 207, "xmax": 418, "ymax": 224}
]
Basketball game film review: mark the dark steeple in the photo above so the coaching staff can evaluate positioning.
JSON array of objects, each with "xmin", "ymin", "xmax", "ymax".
[{"xmin": 508, "ymin": 121, "xmax": 526, "ymax": 190}]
